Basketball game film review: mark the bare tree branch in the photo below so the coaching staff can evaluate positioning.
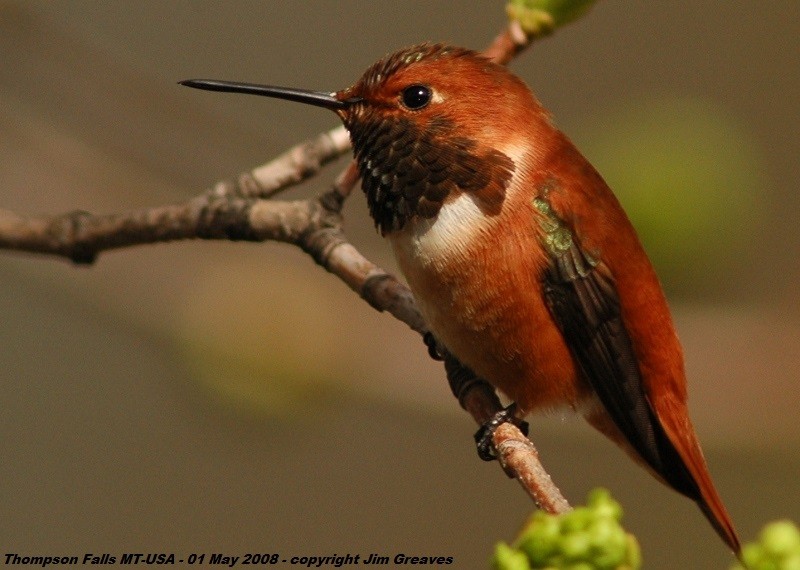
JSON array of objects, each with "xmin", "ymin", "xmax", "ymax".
[
  {"xmin": 494, "ymin": 422, "xmax": 571, "ymax": 513},
  {"xmin": 233, "ymin": 126, "xmax": 351, "ymax": 199},
  {"xmin": 482, "ymin": 20, "xmax": 533, "ymax": 65},
  {"xmin": 0, "ymin": 15, "xmax": 574, "ymax": 514}
]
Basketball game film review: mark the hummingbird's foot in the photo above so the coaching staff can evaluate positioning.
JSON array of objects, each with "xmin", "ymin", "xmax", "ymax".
[
  {"xmin": 474, "ymin": 403, "xmax": 530, "ymax": 461},
  {"xmin": 422, "ymin": 331, "xmax": 445, "ymax": 361}
]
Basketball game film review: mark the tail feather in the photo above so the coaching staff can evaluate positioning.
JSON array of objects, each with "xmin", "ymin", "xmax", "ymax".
[
  {"xmin": 652, "ymin": 394, "xmax": 741, "ymax": 553},
  {"xmin": 586, "ymin": 399, "xmax": 740, "ymax": 553}
]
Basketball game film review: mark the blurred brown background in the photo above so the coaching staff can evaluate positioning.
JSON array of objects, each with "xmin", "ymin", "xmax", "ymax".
[{"xmin": 1, "ymin": 1, "xmax": 798, "ymax": 568}]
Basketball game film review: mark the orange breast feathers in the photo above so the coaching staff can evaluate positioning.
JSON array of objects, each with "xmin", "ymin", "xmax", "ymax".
[{"xmin": 388, "ymin": 150, "xmax": 589, "ymax": 414}]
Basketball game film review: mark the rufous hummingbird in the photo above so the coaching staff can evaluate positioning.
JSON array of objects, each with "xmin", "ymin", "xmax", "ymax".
[{"xmin": 181, "ymin": 43, "xmax": 740, "ymax": 552}]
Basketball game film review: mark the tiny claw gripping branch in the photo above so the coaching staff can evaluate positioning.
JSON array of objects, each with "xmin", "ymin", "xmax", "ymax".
[{"xmin": 474, "ymin": 404, "xmax": 531, "ymax": 462}]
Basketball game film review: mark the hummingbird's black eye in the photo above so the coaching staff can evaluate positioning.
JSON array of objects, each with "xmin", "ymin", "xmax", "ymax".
[{"xmin": 401, "ymin": 84, "xmax": 432, "ymax": 110}]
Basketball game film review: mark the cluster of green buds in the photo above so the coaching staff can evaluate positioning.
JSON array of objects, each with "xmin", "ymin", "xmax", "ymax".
[
  {"xmin": 732, "ymin": 520, "xmax": 800, "ymax": 570},
  {"xmin": 491, "ymin": 488, "xmax": 641, "ymax": 569}
]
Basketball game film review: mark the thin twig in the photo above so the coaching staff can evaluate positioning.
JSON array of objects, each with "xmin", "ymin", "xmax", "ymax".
[
  {"xmin": 494, "ymin": 422, "xmax": 571, "ymax": 513},
  {"xmin": 239, "ymin": 126, "xmax": 351, "ymax": 199},
  {"xmin": 482, "ymin": 20, "xmax": 532, "ymax": 65}
]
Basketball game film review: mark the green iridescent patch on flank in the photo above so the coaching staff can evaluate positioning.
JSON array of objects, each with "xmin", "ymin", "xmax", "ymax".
[{"xmin": 533, "ymin": 196, "xmax": 573, "ymax": 256}]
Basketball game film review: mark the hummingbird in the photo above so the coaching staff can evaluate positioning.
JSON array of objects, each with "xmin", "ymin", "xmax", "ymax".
[{"xmin": 181, "ymin": 43, "xmax": 740, "ymax": 552}]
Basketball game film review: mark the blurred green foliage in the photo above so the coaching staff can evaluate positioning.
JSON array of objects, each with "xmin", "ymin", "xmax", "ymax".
[
  {"xmin": 507, "ymin": 0, "xmax": 599, "ymax": 35},
  {"xmin": 492, "ymin": 491, "xmax": 800, "ymax": 569},
  {"xmin": 578, "ymin": 96, "xmax": 765, "ymax": 299},
  {"xmin": 491, "ymin": 488, "xmax": 641, "ymax": 569},
  {"xmin": 175, "ymin": 259, "xmax": 346, "ymax": 416},
  {"xmin": 732, "ymin": 520, "xmax": 800, "ymax": 570}
]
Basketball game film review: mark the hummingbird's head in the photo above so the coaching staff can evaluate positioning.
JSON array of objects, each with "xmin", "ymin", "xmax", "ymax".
[
  {"xmin": 181, "ymin": 43, "xmax": 549, "ymax": 234},
  {"xmin": 336, "ymin": 43, "xmax": 541, "ymax": 145}
]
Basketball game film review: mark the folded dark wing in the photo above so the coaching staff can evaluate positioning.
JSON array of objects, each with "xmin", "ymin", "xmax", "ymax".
[{"xmin": 542, "ymin": 240, "xmax": 696, "ymax": 497}]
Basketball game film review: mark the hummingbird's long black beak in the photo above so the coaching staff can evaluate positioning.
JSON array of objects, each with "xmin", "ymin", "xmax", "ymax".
[{"xmin": 179, "ymin": 79, "xmax": 355, "ymax": 111}]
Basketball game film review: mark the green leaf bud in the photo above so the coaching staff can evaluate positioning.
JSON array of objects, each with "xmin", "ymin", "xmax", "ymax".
[
  {"xmin": 491, "ymin": 542, "xmax": 532, "ymax": 570},
  {"xmin": 760, "ymin": 520, "xmax": 800, "ymax": 558},
  {"xmin": 506, "ymin": 0, "xmax": 598, "ymax": 35}
]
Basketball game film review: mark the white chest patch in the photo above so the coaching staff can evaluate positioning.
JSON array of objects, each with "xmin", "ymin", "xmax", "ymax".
[
  {"xmin": 389, "ymin": 140, "xmax": 531, "ymax": 270},
  {"xmin": 391, "ymin": 192, "xmax": 488, "ymax": 267}
]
